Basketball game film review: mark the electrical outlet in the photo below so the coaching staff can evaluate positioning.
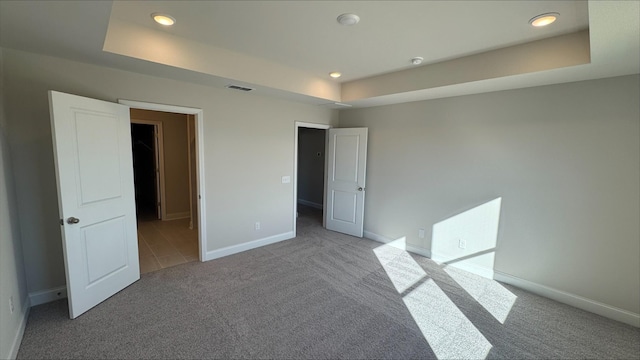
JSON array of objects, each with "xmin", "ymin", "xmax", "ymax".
[
  {"xmin": 255, "ymin": 222, "xmax": 261, "ymax": 230},
  {"xmin": 458, "ymin": 239, "xmax": 467, "ymax": 249},
  {"xmin": 9, "ymin": 295, "xmax": 15, "ymax": 314},
  {"xmin": 418, "ymin": 228, "xmax": 425, "ymax": 239}
]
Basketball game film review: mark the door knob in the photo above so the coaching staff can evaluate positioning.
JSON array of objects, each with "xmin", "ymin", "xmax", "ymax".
[
  {"xmin": 67, "ymin": 217, "xmax": 80, "ymax": 224},
  {"xmin": 358, "ymin": 187, "xmax": 363, "ymax": 191}
]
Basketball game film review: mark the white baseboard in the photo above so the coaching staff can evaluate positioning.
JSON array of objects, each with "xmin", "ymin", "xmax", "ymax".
[
  {"xmin": 362, "ymin": 230, "xmax": 639, "ymax": 327},
  {"xmin": 28, "ymin": 286, "xmax": 67, "ymax": 306},
  {"xmin": 164, "ymin": 211, "xmax": 190, "ymax": 220},
  {"xmin": 297, "ymin": 199, "xmax": 323, "ymax": 210},
  {"xmin": 6, "ymin": 298, "xmax": 30, "ymax": 360},
  {"xmin": 494, "ymin": 270, "xmax": 640, "ymax": 328},
  {"xmin": 431, "ymin": 251, "xmax": 494, "ymax": 279},
  {"xmin": 363, "ymin": 230, "xmax": 431, "ymax": 258},
  {"xmin": 205, "ymin": 231, "xmax": 294, "ymax": 261}
]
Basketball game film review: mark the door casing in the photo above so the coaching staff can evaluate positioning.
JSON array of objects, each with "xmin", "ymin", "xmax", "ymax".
[{"xmin": 119, "ymin": 99, "xmax": 207, "ymax": 262}]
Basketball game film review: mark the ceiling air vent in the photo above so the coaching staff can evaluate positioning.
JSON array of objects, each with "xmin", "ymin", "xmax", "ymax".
[{"xmin": 225, "ymin": 84, "xmax": 254, "ymax": 92}]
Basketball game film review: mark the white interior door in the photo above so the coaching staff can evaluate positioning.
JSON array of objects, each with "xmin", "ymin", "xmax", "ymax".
[
  {"xmin": 49, "ymin": 91, "xmax": 140, "ymax": 319},
  {"xmin": 326, "ymin": 128, "xmax": 368, "ymax": 237}
]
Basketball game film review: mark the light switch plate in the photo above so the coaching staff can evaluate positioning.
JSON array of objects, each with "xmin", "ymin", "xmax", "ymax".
[{"xmin": 281, "ymin": 176, "xmax": 291, "ymax": 184}]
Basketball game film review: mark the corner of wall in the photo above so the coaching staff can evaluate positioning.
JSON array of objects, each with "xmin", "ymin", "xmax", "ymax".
[{"xmin": 0, "ymin": 45, "xmax": 32, "ymax": 360}]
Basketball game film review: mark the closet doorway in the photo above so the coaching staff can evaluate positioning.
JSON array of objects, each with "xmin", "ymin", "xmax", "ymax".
[
  {"xmin": 130, "ymin": 109, "xmax": 200, "ymax": 273},
  {"xmin": 294, "ymin": 122, "xmax": 330, "ymax": 235}
]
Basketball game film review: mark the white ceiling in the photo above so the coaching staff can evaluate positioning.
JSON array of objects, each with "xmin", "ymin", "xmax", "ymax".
[
  {"xmin": 0, "ymin": 1, "xmax": 638, "ymax": 108},
  {"xmin": 110, "ymin": 1, "xmax": 589, "ymax": 82}
]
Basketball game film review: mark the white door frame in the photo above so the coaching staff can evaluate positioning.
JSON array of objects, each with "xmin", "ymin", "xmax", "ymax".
[
  {"xmin": 130, "ymin": 119, "xmax": 166, "ymax": 220},
  {"xmin": 293, "ymin": 121, "xmax": 331, "ymax": 236},
  {"xmin": 119, "ymin": 99, "xmax": 207, "ymax": 262}
]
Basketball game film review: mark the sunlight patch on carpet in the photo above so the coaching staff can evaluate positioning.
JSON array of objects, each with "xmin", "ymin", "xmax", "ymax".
[
  {"xmin": 374, "ymin": 238, "xmax": 492, "ymax": 359},
  {"xmin": 373, "ymin": 237, "xmax": 426, "ymax": 293},
  {"xmin": 404, "ymin": 279, "xmax": 492, "ymax": 359},
  {"xmin": 444, "ymin": 266, "xmax": 516, "ymax": 324}
]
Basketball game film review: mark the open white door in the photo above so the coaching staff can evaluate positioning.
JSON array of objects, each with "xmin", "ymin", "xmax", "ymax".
[
  {"xmin": 49, "ymin": 91, "xmax": 140, "ymax": 319},
  {"xmin": 326, "ymin": 128, "xmax": 368, "ymax": 237}
]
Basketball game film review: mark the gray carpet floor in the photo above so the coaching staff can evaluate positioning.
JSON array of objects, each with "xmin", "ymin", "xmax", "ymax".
[{"xmin": 17, "ymin": 205, "xmax": 640, "ymax": 359}]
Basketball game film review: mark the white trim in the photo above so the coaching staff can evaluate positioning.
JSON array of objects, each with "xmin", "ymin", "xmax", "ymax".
[
  {"xmin": 293, "ymin": 122, "xmax": 330, "ymax": 237},
  {"xmin": 362, "ymin": 230, "xmax": 639, "ymax": 327},
  {"xmin": 204, "ymin": 231, "xmax": 294, "ymax": 261},
  {"xmin": 363, "ymin": 230, "xmax": 639, "ymax": 327},
  {"xmin": 297, "ymin": 199, "xmax": 323, "ymax": 210},
  {"xmin": 494, "ymin": 271, "xmax": 640, "ymax": 328},
  {"xmin": 431, "ymin": 252, "xmax": 494, "ymax": 279},
  {"xmin": 119, "ymin": 100, "xmax": 202, "ymax": 115},
  {"xmin": 186, "ymin": 115, "xmax": 195, "ymax": 229},
  {"xmin": 164, "ymin": 211, "xmax": 191, "ymax": 220},
  {"xmin": 406, "ymin": 245, "xmax": 430, "ymax": 259},
  {"xmin": 28, "ymin": 286, "xmax": 67, "ymax": 306},
  {"xmin": 130, "ymin": 119, "xmax": 166, "ymax": 220},
  {"xmin": 118, "ymin": 99, "xmax": 207, "ymax": 262},
  {"xmin": 6, "ymin": 298, "xmax": 30, "ymax": 360},
  {"xmin": 363, "ymin": 230, "xmax": 432, "ymax": 258},
  {"xmin": 440, "ymin": 257, "xmax": 494, "ymax": 279}
]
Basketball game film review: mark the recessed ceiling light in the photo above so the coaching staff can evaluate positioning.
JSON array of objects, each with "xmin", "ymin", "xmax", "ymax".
[
  {"xmin": 529, "ymin": 12, "xmax": 559, "ymax": 27},
  {"xmin": 329, "ymin": 72, "xmax": 342, "ymax": 79},
  {"xmin": 152, "ymin": 13, "xmax": 176, "ymax": 26},
  {"xmin": 337, "ymin": 13, "xmax": 360, "ymax": 26},
  {"xmin": 411, "ymin": 57, "xmax": 424, "ymax": 65}
]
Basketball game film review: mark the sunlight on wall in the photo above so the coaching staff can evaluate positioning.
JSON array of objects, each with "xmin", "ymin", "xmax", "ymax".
[
  {"xmin": 429, "ymin": 197, "xmax": 516, "ymax": 324},
  {"xmin": 374, "ymin": 239, "xmax": 492, "ymax": 359},
  {"xmin": 444, "ymin": 266, "xmax": 516, "ymax": 324},
  {"xmin": 431, "ymin": 198, "xmax": 502, "ymax": 279}
]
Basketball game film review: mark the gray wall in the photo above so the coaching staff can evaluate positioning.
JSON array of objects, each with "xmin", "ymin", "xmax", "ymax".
[
  {"xmin": 297, "ymin": 128, "xmax": 325, "ymax": 207},
  {"xmin": 0, "ymin": 48, "xmax": 29, "ymax": 360},
  {"xmin": 339, "ymin": 75, "xmax": 640, "ymax": 314},
  {"xmin": 2, "ymin": 45, "xmax": 639, "ymax": 327},
  {"xmin": 2, "ymin": 48, "xmax": 338, "ymax": 294}
]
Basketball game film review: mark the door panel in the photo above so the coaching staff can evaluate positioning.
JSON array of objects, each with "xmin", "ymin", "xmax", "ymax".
[
  {"xmin": 75, "ymin": 112, "xmax": 123, "ymax": 204},
  {"xmin": 49, "ymin": 91, "xmax": 139, "ymax": 319},
  {"xmin": 331, "ymin": 190, "xmax": 357, "ymax": 223},
  {"xmin": 326, "ymin": 128, "xmax": 368, "ymax": 237},
  {"xmin": 334, "ymin": 135, "xmax": 359, "ymax": 182},
  {"xmin": 82, "ymin": 216, "xmax": 128, "ymax": 285}
]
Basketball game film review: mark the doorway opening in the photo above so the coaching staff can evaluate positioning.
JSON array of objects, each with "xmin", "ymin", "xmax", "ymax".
[
  {"xmin": 131, "ymin": 121, "xmax": 163, "ymax": 221},
  {"xmin": 129, "ymin": 108, "xmax": 200, "ymax": 274},
  {"xmin": 294, "ymin": 122, "xmax": 330, "ymax": 236}
]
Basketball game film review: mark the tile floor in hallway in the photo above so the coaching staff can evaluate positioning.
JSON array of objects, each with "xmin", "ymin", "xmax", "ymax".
[{"xmin": 137, "ymin": 218, "xmax": 199, "ymax": 274}]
